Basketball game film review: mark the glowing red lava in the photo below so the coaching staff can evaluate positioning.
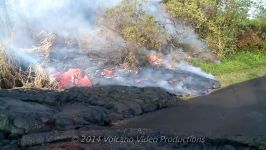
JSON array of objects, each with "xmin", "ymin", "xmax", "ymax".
[
  {"xmin": 147, "ymin": 53, "xmax": 162, "ymax": 66},
  {"xmin": 54, "ymin": 68, "xmax": 92, "ymax": 89},
  {"xmin": 101, "ymin": 68, "xmax": 116, "ymax": 78}
]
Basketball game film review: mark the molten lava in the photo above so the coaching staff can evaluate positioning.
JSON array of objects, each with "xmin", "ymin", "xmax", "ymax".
[
  {"xmin": 54, "ymin": 68, "xmax": 92, "ymax": 89},
  {"xmin": 148, "ymin": 53, "xmax": 162, "ymax": 66},
  {"xmin": 101, "ymin": 68, "xmax": 116, "ymax": 78}
]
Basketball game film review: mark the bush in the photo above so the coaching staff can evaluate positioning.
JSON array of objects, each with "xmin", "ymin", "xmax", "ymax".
[
  {"xmin": 120, "ymin": 44, "xmax": 148, "ymax": 69},
  {"xmin": 105, "ymin": 0, "xmax": 166, "ymax": 50},
  {"xmin": 121, "ymin": 15, "xmax": 166, "ymax": 50},
  {"xmin": 237, "ymin": 18, "xmax": 266, "ymax": 53},
  {"xmin": 163, "ymin": 0, "xmax": 252, "ymax": 57},
  {"xmin": 104, "ymin": 0, "xmax": 166, "ymax": 68}
]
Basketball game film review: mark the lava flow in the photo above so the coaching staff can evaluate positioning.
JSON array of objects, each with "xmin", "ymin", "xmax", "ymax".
[
  {"xmin": 54, "ymin": 68, "xmax": 92, "ymax": 89},
  {"xmin": 1, "ymin": 0, "xmax": 221, "ymax": 96}
]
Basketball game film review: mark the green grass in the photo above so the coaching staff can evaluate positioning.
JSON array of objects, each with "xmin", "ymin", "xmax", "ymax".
[{"xmin": 192, "ymin": 52, "xmax": 266, "ymax": 87}]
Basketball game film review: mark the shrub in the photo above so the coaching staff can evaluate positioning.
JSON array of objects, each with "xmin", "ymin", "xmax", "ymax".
[
  {"xmin": 237, "ymin": 18, "xmax": 266, "ymax": 53},
  {"xmin": 121, "ymin": 15, "xmax": 166, "ymax": 50},
  {"xmin": 163, "ymin": 0, "xmax": 252, "ymax": 57},
  {"xmin": 104, "ymin": 0, "xmax": 167, "ymax": 68},
  {"xmin": 105, "ymin": 0, "xmax": 166, "ymax": 50}
]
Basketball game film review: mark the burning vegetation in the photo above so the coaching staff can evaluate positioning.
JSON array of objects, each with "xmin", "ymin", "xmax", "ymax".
[
  {"xmin": 0, "ymin": 0, "xmax": 221, "ymax": 96},
  {"xmin": 0, "ymin": 46, "xmax": 54, "ymax": 89}
]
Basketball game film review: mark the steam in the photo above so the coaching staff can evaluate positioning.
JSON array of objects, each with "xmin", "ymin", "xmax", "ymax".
[
  {"xmin": 144, "ymin": 0, "xmax": 208, "ymax": 52},
  {"xmin": 0, "ymin": 0, "xmax": 219, "ymax": 96},
  {"xmin": 0, "ymin": 0, "xmax": 122, "ymax": 62}
]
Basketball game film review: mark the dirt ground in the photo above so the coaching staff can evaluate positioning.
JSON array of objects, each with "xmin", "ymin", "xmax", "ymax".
[{"xmin": 119, "ymin": 76, "xmax": 266, "ymax": 137}]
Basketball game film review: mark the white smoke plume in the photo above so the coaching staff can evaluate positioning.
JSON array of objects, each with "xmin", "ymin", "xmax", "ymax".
[
  {"xmin": 0, "ymin": 0, "xmax": 220, "ymax": 96},
  {"xmin": 144, "ymin": 0, "xmax": 208, "ymax": 52},
  {"xmin": 0, "ymin": 0, "xmax": 122, "ymax": 63}
]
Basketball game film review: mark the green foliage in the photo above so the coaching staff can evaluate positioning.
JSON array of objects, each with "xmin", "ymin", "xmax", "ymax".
[
  {"xmin": 105, "ymin": 0, "xmax": 166, "ymax": 68},
  {"xmin": 191, "ymin": 51, "xmax": 266, "ymax": 75},
  {"xmin": 122, "ymin": 15, "xmax": 166, "ymax": 49},
  {"xmin": 105, "ymin": 0, "xmax": 265, "ymax": 61},
  {"xmin": 105, "ymin": 0, "xmax": 166, "ymax": 50},
  {"xmin": 237, "ymin": 18, "xmax": 266, "ymax": 53},
  {"xmin": 191, "ymin": 51, "xmax": 266, "ymax": 87},
  {"xmin": 164, "ymin": 0, "xmax": 253, "ymax": 57},
  {"xmin": 120, "ymin": 44, "xmax": 148, "ymax": 69}
]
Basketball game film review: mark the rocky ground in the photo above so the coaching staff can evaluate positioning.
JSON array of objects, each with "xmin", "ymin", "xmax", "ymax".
[
  {"xmin": 0, "ymin": 79, "xmax": 265, "ymax": 150},
  {"xmin": 0, "ymin": 86, "xmax": 179, "ymax": 149}
]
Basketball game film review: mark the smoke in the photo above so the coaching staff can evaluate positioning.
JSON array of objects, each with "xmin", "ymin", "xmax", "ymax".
[
  {"xmin": 0, "ymin": 0, "xmax": 220, "ymax": 96},
  {"xmin": 144, "ymin": 0, "xmax": 208, "ymax": 52},
  {"xmin": 0, "ymin": 0, "xmax": 122, "ymax": 60}
]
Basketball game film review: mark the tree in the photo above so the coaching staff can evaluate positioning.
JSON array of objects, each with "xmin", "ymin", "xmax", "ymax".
[{"xmin": 164, "ymin": 0, "xmax": 252, "ymax": 57}]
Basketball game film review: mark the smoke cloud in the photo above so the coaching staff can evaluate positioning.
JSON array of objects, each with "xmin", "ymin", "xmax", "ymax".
[
  {"xmin": 144, "ymin": 0, "xmax": 208, "ymax": 52},
  {"xmin": 0, "ymin": 0, "xmax": 220, "ymax": 96}
]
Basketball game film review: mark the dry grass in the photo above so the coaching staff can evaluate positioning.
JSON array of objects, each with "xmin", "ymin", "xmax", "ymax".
[
  {"xmin": 0, "ymin": 45, "xmax": 21, "ymax": 88},
  {"xmin": 39, "ymin": 33, "xmax": 56, "ymax": 63},
  {"xmin": 0, "ymin": 44, "xmax": 56, "ymax": 89},
  {"xmin": 22, "ymin": 65, "xmax": 57, "ymax": 89}
]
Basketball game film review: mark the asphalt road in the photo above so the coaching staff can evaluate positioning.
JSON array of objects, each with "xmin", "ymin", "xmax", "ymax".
[{"xmin": 119, "ymin": 76, "xmax": 266, "ymax": 137}]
